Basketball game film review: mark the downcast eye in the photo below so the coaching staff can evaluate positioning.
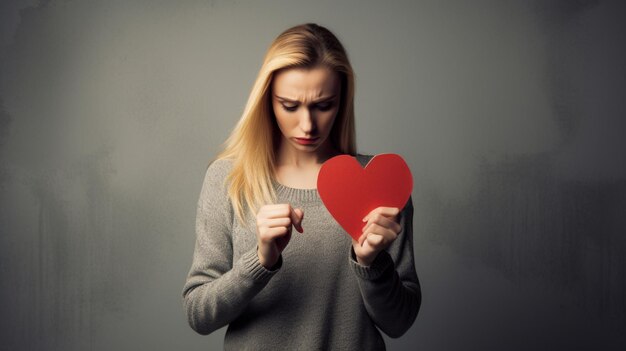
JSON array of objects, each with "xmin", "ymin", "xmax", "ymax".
[
  {"xmin": 316, "ymin": 102, "xmax": 333, "ymax": 111},
  {"xmin": 281, "ymin": 104, "xmax": 298, "ymax": 112}
]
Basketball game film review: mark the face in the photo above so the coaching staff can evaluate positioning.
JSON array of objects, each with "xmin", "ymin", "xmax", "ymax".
[{"xmin": 271, "ymin": 66, "xmax": 341, "ymax": 158}]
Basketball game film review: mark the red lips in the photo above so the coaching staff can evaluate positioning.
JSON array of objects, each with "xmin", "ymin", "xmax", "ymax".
[{"xmin": 294, "ymin": 137, "xmax": 319, "ymax": 145}]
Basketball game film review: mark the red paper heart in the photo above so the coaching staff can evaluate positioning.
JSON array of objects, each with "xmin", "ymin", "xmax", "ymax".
[{"xmin": 317, "ymin": 153, "xmax": 413, "ymax": 241}]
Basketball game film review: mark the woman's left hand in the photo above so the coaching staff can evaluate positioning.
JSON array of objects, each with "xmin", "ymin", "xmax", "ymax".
[{"xmin": 352, "ymin": 206, "xmax": 402, "ymax": 266}]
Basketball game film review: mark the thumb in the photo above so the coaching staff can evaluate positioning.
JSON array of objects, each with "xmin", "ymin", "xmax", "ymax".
[{"xmin": 290, "ymin": 207, "xmax": 304, "ymax": 233}]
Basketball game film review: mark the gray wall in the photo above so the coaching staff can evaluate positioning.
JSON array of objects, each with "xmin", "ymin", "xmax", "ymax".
[{"xmin": 1, "ymin": 0, "xmax": 625, "ymax": 350}]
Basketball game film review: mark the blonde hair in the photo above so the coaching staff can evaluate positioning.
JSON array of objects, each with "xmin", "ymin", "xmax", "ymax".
[{"xmin": 214, "ymin": 23, "xmax": 357, "ymax": 226}]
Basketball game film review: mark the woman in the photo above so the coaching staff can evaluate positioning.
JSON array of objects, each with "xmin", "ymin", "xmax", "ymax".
[{"xmin": 182, "ymin": 23, "xmax": 421, "ymax": 350}]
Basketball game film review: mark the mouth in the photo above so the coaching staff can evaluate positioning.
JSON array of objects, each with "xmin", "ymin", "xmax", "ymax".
[{"xmin": 294, "ymin": 137, "xmax": 320, "ymax": 145}]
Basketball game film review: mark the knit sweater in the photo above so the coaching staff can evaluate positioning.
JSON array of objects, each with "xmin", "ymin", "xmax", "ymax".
[{"xmin": 182, "ymin": 154, "xmax": 421, "ymax": 350}]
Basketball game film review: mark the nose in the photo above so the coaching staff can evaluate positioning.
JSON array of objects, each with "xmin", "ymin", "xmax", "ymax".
[{"xmin": 299, "ymin": 108, "xmax": 316, "ymax": 135}]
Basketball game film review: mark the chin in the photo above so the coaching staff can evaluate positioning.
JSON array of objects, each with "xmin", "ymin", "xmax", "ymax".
[{"xmin": 294, "ymin": 144, "xmax": 319, "ymax": 152}]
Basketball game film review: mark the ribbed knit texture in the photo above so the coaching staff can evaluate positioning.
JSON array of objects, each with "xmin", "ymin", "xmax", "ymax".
[{"xmin": 182, "ymin": 154, "xmax": 421, "ymax": 350}]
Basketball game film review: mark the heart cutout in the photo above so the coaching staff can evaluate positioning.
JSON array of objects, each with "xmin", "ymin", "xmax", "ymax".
[{"xmin": 317, "ymin": 153, "xmax": 413, "ymax": 241}]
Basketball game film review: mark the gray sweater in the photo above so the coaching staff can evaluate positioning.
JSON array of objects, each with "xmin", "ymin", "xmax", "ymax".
[{"xmin": 182, "ymin": 154, "xmax": 421, "ymax": 350}]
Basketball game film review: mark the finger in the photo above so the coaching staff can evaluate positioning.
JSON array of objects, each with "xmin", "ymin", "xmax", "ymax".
[
  {"xmin": 362, "ymin": 214, "xmax": 402, "ymax": 235},
  {"xmin": 263, "ymin": 206, "xmax": 293, "ymax": 219},
  {"xmin": 262, "ymin": 203, "xmax": 293, "ymax": 210},
  {"xmin": 260, "ymin": 205, "xmax": 303, "ymax": 232},
  {"xmin": 260, "ymin": 217, "xmax": 292, "ymax": 229},
  {"xmin": 353, "ymin": 236, "xmax": 377, "ymax": 257},
  {"xmin": 366, "ymin": 234, "xmax": 385, "ymax": 249},
  {"xmin": 290, "ymin": 207, "xmax": 304, "ymax": 233},
  {"xmin": 258, "ymin": 203, "xmax": 291, "ymax": 215},
  {"xmin": 364, "ymin": 223, "xmax": 398, "ymax": 244},
  {"xmin": 362, "ymin": 206, "xmax": 401, "ymax": 222},
  {"xmin": 294, "ymin": 207, "xmax": 304, "ymax": 221},
  {"xmin": 357, "ymin": 231, "xmax": 368, "ymax": 246}
]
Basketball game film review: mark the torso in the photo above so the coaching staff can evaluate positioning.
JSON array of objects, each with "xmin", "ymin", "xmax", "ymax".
[{"xmin": 225, "ymin": 154, "xmax": 386, "ymax": 350}]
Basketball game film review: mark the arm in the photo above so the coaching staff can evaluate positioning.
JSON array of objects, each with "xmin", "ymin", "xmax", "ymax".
[
  {"xmin": 349, "ymin": 195, "xmax": 422, "ymax": 338},
  {"xmin": 181, "ymin": 160, "xmax": 281, "ymax": 335}
]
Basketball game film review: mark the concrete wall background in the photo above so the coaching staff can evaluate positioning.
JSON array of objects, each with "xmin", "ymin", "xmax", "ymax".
[{"xmin": 0, "ymin": 0, "xmax": 624, "ymax": 350}]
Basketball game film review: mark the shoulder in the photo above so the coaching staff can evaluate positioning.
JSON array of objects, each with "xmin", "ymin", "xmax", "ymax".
[
  {"xmin": 206, "ymin": 157, "xmax": 234, "ymax": 176},
  {"xmin": 200, "ymin": 157, "xmax": 235, "ymax": 194},
  {"xmin": 197, "ymin": 158, "xmax": 235, "ymax": 221}
]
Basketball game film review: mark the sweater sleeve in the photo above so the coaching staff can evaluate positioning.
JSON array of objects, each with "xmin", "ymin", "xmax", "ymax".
[
  {"xmin": 182, "ymin": 159, "xmax": 282, "ymax": 335},
  {"xmin": 348, "ymin": 195, "xmax": 422, "ymax": 338}
]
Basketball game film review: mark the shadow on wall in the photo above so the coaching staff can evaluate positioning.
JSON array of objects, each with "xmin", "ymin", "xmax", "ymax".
[
  {"xmin": 423, "ymin": 0, "xmax": 626, "ymax": 327},
  {"xmin": 424, "ymin": 152, "xmax": 626, "ymax": 324}
]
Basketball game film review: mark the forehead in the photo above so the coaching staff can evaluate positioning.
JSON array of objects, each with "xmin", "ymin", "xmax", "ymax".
[{"xmin": 272, "ymin": 66, "xmax": 340, "ymax": 100}]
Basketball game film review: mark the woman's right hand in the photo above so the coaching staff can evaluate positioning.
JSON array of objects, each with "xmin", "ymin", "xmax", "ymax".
[{"xmin": 256, "ymin": 204, "xmax": 304, "ymax": 269}]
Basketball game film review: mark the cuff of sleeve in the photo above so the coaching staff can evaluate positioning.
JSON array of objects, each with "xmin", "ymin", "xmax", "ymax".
[
  {"xmin": 238, "ymin": 247, "xmax": 282, "ymax": 282},
  {"xmin": 349, "ymin": 247, "xmax": 394, "ymax": 281}
]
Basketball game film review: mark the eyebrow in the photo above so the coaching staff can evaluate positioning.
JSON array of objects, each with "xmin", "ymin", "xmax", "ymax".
[{"xmin": 274, "ymin": 94, "xmax": 337, "ymax": 104}]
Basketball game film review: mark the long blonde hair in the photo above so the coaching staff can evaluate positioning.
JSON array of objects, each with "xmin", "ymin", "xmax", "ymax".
[{"xmin": 215, "ymin": 23, "xmax": 357, "ymax": 226}]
